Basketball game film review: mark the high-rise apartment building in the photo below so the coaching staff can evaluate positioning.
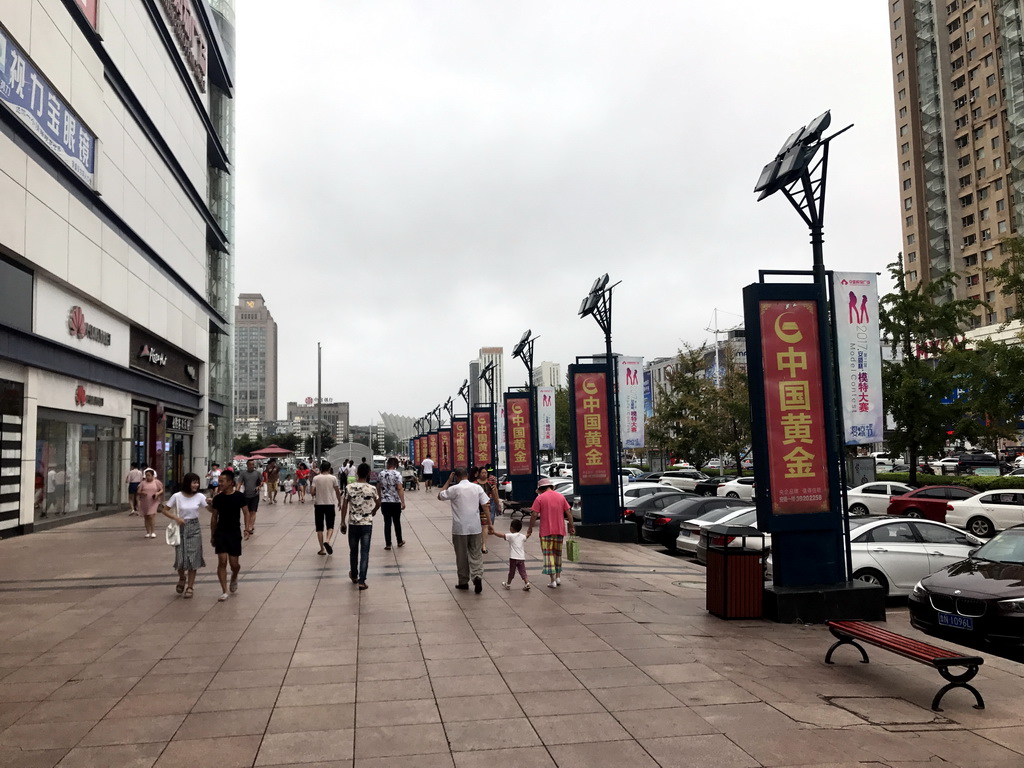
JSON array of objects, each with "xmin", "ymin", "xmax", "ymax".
[
  {"xmin": 286, "ymin": 400, "xmax": 350, "ymax": 444},
  {"xmin": 889, "ymin": 0, "xmax": 1019, "ymax": 329},
  {"xmin": 234, "ymin": 294, "xmax": 278, "ymax": 420},
  {"xmin": 468, "ymin": 359, "xmax": 481, "ymax": 408},
  {"xmin": 476, "ymin": 347, "xmax": 504, "ymax": 404},
  {"xmin": 0, "ymin": 0, "xmax": 235, "ymax": 535},
  {"xmin": 532, "ymin": 361, "xmax": 562, "ymax": 388}
]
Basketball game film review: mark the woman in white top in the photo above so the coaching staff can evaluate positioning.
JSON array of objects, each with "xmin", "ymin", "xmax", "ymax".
[{"xmin": 160, "ymin": 472, "xmax": 208, "ymax": 599}]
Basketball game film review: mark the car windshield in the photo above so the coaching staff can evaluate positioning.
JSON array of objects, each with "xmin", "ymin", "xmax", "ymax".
[
  {"xmin": 973, "ymin": 529, "xmax": 1024, "ymax": 564},
  {"xmin": 690, "ymin": 505, "xmax": 750, "ymax": 525}
]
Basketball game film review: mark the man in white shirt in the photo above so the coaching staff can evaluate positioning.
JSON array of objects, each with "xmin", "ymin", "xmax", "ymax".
[
  {"xmin": 421, "ymin": 454, "xmax": 435, "ymax": 490},
  {"xmin": 438, "ymin": 467, "xmax": 490, "ymax": 593}
]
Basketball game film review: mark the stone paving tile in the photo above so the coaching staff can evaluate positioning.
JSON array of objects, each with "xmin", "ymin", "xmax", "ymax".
[
  {"xmin": 451, "ymin": 747, "xmax": 555, "ymax": 768},
  {"xmin": 529, "ymin": 711, "xmax": 631, "ymax": 745},
  {"xmin": 175, "ymin": 707, "xmax": 272, "ymax": 739},
  {"xmin": 54, "ymin": 742, "xmax": 164, "ymax": 768},
  {"xmin": 443, "ymin": 717, "xmax": 542, "ymax": 752},
  {"xmin": 78, "ymin": 714, "xmax": 186, "ymax": 746},
  {"xmin": 353, "ymin": 723, "xmax": 449, "ymax": 758},
  {"xmin": 429, "ymin": 674, "xmax": 510, "ymax": 698},
  {"xmin": 547, "ymin": 739, "xmax": 659, "ymax": 768},
  {"xmin": 0, "ymin": 746, "xmax": 67, "ymax": 768},
  {"xmin": 355, "ymin": 699, "xmax": 439, "ymax": 727},
  {"xmin": 155, "ymin": 734, "xmax": 262, "ymax": 768},
  {"xmin": 355, "ymin": 677, "xmax": 434, "ymax": 702},
  {"xmin": 266, "ymin": 704, "xmax": 354, "ymax": 733},
  {"xmin": 640, "ymin": 734, "xmax": 761, "ymax": 768},
  {"xmin": 256, "ymin": 730, "xmax": 354, "ymax": 766}
]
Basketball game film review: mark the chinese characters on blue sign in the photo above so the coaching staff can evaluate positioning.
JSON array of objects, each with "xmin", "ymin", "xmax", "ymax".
[{"xmin": 0, "ymin": 27, "xmax": 96, "ymax": 187}]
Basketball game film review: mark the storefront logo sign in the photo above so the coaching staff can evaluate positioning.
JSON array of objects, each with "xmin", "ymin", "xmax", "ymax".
[
  {"xmin": 74, "ymin": 385, "xmax": 104, "ymax": 407},
  {"xmin": 67, "ymin": 305, "xmax": 111, "ymax": 346},
  {"xmin": 158, "ymin": 0, "xmax": 208, "ymax": 93},
  {"xmin": 139, "ymin": 345, "xmax": 168, "ymax": 366},
  {"xmin": 168, "ymin": 415, "xmax": 193, "ymax": 432},
  {"xmin": 185, "ymin": 364, "xmax": 197, "ymax": 381}
]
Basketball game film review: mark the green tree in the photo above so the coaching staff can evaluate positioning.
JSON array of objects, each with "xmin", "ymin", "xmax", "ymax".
[
  {"xmin": 879, "ymin": 258, "xmax": 981, "ymax": 483},
  {"xmin": 986, "ymin": 235, "xmax": 1024, "ymax": 322},
  {"xmin": 264, "ymin": 432, "xmax": 300, "ymax": 452},
  {"xmin": 554, "ymin": 386, "xmax": 571, "ymax": 458},
  {"xmin": 303, "ymin": 429, "xmax": 337, "ymax": 456},
  {"xmin": 232, "ymin": 435, "xmax": 262, "ymax": 457}
]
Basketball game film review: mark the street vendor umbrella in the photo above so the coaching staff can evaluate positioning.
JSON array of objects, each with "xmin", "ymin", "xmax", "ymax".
[
  {"xmin": 250, "ymin": 444, "xmax": 294, "ymax": 457},
  {"xmin": 232, "ymin": 454, "xmax": 251, "ymax": 462}
]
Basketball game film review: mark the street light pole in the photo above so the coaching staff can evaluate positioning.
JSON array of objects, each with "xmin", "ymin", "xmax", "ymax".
[
  {"xmin": 316, "ymin": 342, "xmax": 322, "ymax": 461},
  {"xmin": 479, "ymin": 361, "xmax": 497, "ymax": 471},
  {"xmin": 512, "ymin": 330, "xmax": 540, "ymax": 479}
]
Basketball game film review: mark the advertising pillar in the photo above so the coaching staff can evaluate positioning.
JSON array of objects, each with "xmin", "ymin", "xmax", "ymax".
[
  {"xmin": 503, "ymin": 392, "xmax": 536, "ymax": 503},
  {"xmin": 568, "ymin": 364, "xmax": 618, "ymax": 525},
  {"xmin": 437, "ymin": 427, "xmax": 452, "ymax": 485},
  {"xmin": 471, "ymin": 407, "xmax": 493, "ymax": 471},
  {"xmin": 452, "ymin": 418, "xmax": 469, "ymax": 470}
]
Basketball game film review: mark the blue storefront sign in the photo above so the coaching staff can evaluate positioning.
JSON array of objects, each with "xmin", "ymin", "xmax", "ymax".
[
  {"xmin": 0, "ymin": 26, "xmax": 96, "ymax": 187},
  {"xmin": 643, "ymin": 369, "xmax": 654, "ymax": 419}
]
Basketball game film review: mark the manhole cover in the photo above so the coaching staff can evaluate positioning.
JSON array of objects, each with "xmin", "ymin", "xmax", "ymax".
[{"xmin": 672, "ymin": 580, "xmax": 705, "ymax": 589}]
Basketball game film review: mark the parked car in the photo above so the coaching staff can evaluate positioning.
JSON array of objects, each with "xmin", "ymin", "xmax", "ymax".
[
  {"xmin": 633, "ymin": 471, "xmax": 667, "ymax": 483},
  {"xmin": 696, "ymin": 507, "xmax": 768, "ymax": 565},
  {"xmin": 717, "ymin": 477, "xmax": 756, "ymax": 500},
  {"xmin": 767, "ymin": 517, "xmax": 983, "ymax": 597},
  {"xmin": 658, "ymin": 469, "xmax": 711, "ymax": 492},
  {"xmin": 909, "ymin": 525, "xmax": 1024, "ymax": 644},
  {"xmin": 642, "ymin": 496, "xmax": 743, "ymax": 552},
  {"xmin": 846, "ymin": 482, "xmax": 915, "ymax": 517},
  {"xmin": 693, "ymin": 475, "xmax": 737, "ymax": 497},
  {"xmin": 675, "ymin": 505, "xmax": 755, "ymax": 557},
  {"xmin": 570, "ymin": 482, "xmax": 663, "ymax": 523},
  {"xmin": 929, "ymin": 457, "xmax": 961, "ymax": 473},
  {"xmin": 622, "ymin": 490, "xmax": 689, "ymax": 530},
  {"xmin": 886, "ymin": 485, "xmax": 977, "ymax": 522},
  {"xmin": 945, "ymin": 490, "xmax": 1024, "ymax": 538}
]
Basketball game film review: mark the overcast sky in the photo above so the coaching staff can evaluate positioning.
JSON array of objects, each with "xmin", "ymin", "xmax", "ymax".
[{"xmin": 234, "ymin": 1, "xmax": 899, "ymax": 425}]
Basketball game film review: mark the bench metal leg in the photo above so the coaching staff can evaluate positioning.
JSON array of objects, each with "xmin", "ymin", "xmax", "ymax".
[
  {"xmin": 825, "ymin": 631, "xmax": 870, "ymax": 665},
  {"xmin": 932, "ymin": 664, "xmax": 985, "ymax": 712}
]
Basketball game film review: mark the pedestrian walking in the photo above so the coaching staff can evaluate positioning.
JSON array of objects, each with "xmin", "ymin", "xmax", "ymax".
[
  {"xmin": 238, "ymin": 459, "xmax": 263, "ymax": 539},
  {"xmin": 376, "ymin": 457, "xmax": 406, "ymax": 550},
  {"xmin": 312, "ymin": 461, "xmax": 342, "ymax": 555},
  {"xmin": 491, "ymin": 518, "xmax": 531, "ymax": 590},
  {"xmin": 282, "ymin": 474, "xmax": 294, "ymax": 503},
  {"xmin": 526, "ymin": 478, "xmax": 575, "ymax": 588},
  {"xmin": 438, "ymin": 467, "xmax": 490, "ymax": 593},
  {"xmin": 206, "ymin": 463, "xmax": 221, "ymax": 498},
  {"xmin": 210, "ymin": 470, "xmax": 246, "ymax": 601},
  {"xmin": 159, "ymin": 472, "xmax": 207, "ymax": 599},
  {"xmin": 136, "ymin": 467, "xmax": 163, "ymax": 538},
  {"xmin": 295, "ymin": 462, "xmax": 310, "ymax": 503},
  {"xmin": 344, "ymin": 460, "xmax": 357, "ymax": 485},
  {"xmin": 475, "ymin": 467, "xmax": 501, "ymax": 554},
  {"xmin": 126, "ymin": 463, "xmax": 143, "ymax": 515},
  {"xmin": 422, "ymin": 454, "xmax": 435, "ymax": 490},
  {"xmin": 341, "ymin": 462, "xmax": 379, "ymax": 589},
  {"xmin": 265, "ymin": 458, "xmax": 281, "ymax": 504}
]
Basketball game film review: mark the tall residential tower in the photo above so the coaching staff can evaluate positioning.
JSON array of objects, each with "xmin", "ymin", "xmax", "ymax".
[{"xmin": 234, "ymin": 294, "xmax": 278, "ymax": 421}]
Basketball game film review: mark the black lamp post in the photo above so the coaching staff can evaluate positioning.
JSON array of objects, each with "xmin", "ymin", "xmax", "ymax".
[
  {"xmin": 579, "ymin": 274, "xmax": 625, "ymax": 512},
  {"xmin": 457, "ymin": 379, "xmax": 469, "ymax": 411},
  {"xmin": 479, "ymin": 361, "xmax": 497, "ymax": 471}
]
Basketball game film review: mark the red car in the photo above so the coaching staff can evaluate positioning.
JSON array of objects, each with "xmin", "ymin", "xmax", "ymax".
[{"xmin": 886, "ymin": 485, "xmax": 978, "ymax": 523}]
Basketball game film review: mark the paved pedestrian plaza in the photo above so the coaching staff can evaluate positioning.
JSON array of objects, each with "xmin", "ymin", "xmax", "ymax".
[{"xmin": 2, "ymin": 491, "xmax": 1024, "ymax": 767}]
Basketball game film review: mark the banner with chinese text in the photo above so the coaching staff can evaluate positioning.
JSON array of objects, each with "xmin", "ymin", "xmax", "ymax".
[
  {"xmin": 573, "ymin": 370, "xmax": 612, "ymax": 485},
  {"xmin": 759, "ymin": 300, "xmax": 830, "ymax": 515},
  {"xmin": 471, "ymin": 408, "xmax": 493, "ymax": 468},
  {"xmin": 831, "ymin": 272, "xmax": 883, "ymax": 446},
  {"xmin": 427, "ymin": 432, "xmax": 438, "ymax": 466},
  {"xmin": 504, "ymin": 395, "xmax": 533, "ymax": 475},
  {"xmin": 618, "ymin": 357, "xmax": 644, "ymax": 449},
  {"xmin": 408, "ymin": 437, "xmax": 415, "ymax": 464},
  {"xmin": 496, "ymin": 401, "xmax": 506, "ymax": 452},
  {"xmin": 438, "ymin": 428, "xmax": 452, "ymax": 471},
  {"xmin": 643, "ymin": 370, "xmax": 654, "ymax": 419},
  {"xmin": 537, "ymin": 386, "xmax": 556, "ymax": 451},
  {"xmin": 452, "ymin": 418, "xmax": 469, "ymax": 468}
]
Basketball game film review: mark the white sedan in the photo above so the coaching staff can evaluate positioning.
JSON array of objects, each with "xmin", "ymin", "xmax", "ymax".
[
  {"xmin": 846, "ymin": 482, "xmax": 914, "ymax": 517},
  {"xmin": 767, "ymin": 517, "xmax": 983, "ymax": 596},
  {"xmin": 716, "ymin": 477, "xmax": 755, "ymax": 500},
  {"xmin": 945, "ymin": 490, "xmax": 1024, "ymax": 538}
]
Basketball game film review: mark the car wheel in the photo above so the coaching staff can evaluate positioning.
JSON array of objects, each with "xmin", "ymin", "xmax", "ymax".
[
  {"xmin": 726, "ymin": 492, "xmax": 739, "ymax": 499},
  {"xmin": 848, "ymin": 503, "xmax": 869, "ymax": 517},
  {"xmin": 903, "ymin": 508, "xmax": 923, "ymax": 518},
  {"xmin": 967, "ymin": 516, "xmax": 995, "ymax": 538},
  {"xmin": 852, "ymin": 568, "xmax": 889, "ymax": 596}
]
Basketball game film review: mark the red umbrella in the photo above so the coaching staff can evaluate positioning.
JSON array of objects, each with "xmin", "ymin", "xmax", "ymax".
[{"xmin": 250, "ymin": 444, "xmax": 294, "ymax": 457}]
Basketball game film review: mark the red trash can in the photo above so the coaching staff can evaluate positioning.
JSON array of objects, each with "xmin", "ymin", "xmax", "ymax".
[{"xmin": 705, "ymin": 524, "xmax": 765, "ymax": 619}]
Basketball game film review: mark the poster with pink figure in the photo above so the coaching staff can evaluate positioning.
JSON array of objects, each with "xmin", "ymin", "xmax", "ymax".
[{"xmin": 831, "ymin": 272, "xmax": 883, "ymax": 446}]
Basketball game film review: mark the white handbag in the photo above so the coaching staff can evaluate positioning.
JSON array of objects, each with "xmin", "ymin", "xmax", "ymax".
[{"xmin": 165, "ymin": 521, "xmax": 181, "ymax": 546}]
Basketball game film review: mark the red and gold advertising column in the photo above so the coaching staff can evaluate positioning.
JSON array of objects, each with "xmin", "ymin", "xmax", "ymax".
[
  {"xmin": 504, "ymin": 396, "xmax": 532, "ymax": 475},
  {"xmin": 471, "ymin": 407, "xmax": 493, "ymax": 469},
  {"xmin": 574, "ymin": 371, "xmax": 612, "ymax": 486},
  {"xmin": 427, "ymin": 431, "xmax": 439, "ymax": 465},
  {"xmin": 438, "ymin": 428, "xmax": 452, "ymax": 472},
  {"xmin": 452, "ymin": 418, "xmax": 469, "ymax": 469}
]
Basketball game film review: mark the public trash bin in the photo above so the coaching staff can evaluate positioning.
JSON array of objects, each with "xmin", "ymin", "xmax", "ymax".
[{"xmin": 705, "ymin": 524, "xmax": 765, "ymax": 620}]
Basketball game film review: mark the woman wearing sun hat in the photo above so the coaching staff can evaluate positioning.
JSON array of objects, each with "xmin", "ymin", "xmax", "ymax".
[{"xmin": 526, "ymin": 478, "xmax": 576, "ymax": 588}]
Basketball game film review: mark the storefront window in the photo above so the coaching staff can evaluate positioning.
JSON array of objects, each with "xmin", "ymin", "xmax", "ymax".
[{"xmin": 36, "ymin": 410, "xmax": 123, "ymax": 520}]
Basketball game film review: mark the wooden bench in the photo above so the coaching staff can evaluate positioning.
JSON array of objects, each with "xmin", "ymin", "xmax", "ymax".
[
  {"xmin": 501, "ymin": 500, "xmax": 533, "ymax": 522},
  {"xmin": 824, "ymin": 620, "xmax": 985, "ymax": 712}
]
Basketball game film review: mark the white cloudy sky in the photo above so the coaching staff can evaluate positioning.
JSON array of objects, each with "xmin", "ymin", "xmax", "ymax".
[{"xmin": 234, "ymin": 1, "xmax": 899, "ymax": 425}]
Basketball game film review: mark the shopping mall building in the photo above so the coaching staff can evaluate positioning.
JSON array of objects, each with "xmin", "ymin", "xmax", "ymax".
[{"xmin": 0, "ymin": 0, "xmax": 235, "ymax": 535}]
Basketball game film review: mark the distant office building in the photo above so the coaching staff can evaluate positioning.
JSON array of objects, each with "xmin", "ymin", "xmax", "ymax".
[
  {"xmin": 476, "ymin": 347, "xmax": 504, "ymax": 403},
  {"xmin": 234, "ymin": 294, "xmax": 278, "ymax": 420},
  {"xmin": 532, "ymin": 361, "xmax": 562, "ymax": 388},
  {"xmin": 468, "ymin": 360, "xmax": 481, "ymax": 408},
  {"xmin": 286, "ymin": 400, "xmax": 349, "ymax": 443}
]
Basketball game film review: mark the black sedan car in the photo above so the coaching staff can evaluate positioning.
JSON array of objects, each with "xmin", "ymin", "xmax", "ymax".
[
  {"xmin": 909, "ymin": 525, "xmax": 1024, "ymax": 645},
  {"xmin": 693, "ymin": 475, "xmax": 737, "ymax": 497},
  {"xmin": 642, "ymin": 496, "xmax": 742, "ymax": 552},
  {"xmin": 622, "ymin": 490, "xmax": 689, "ymax": 530}
]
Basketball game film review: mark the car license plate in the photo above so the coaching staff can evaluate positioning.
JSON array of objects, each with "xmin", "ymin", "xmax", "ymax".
[
  {"xmin": 937, "ymin": 613, "xmax": 974, "ymax": 631},
  {"xmin": 680, "ymin": 530, "xmax": 691, "ymax": 537}
]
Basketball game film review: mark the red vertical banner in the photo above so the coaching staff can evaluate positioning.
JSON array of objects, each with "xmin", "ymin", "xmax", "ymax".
[
  {"xmin": 759, "ymin": 300, "xmax": 831, "ymax": 515},
  {"xmin": 472, "ymin": 408, "xmax": 492, "ymax": 468},
  {"xmin": 504, "ymin": 395, "xmax": 533, "ymax": 475},
  {"xmin": 452, "ymin": 419, "xmax": 469, "ymax": 468},
  {"xmin": 75, "ymin": 0, "xmax": 99, "ymax": 28},
  {"xmin": 415, "ymin": 436, "xmax": 424, "ymax": 466},
  {"xmin": 573, "ymin": 371, "xmax": 612, "ymax": 486},
  {"xmin": 438, "ymin": 428, "xmax": 452, "ymax": 471},
  {"xmin": 427, "ymin": 432, "xmax": 438, "ymax": 466}
]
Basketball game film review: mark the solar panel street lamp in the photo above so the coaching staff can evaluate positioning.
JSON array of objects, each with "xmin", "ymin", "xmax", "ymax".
[
  {"xmin": 510, "ymin": 330, "xmax": 541, "ymax": 489},
  {"xmin": 456, "ymin": 379, "xmax": 469, "ymax": 411},
  {"xmin": 479, "ymin": 361, "xmax": 498, "ymax": 471}
]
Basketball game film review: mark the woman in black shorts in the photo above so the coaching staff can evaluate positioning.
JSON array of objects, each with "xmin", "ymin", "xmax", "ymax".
[{"xmin": 210, "ymin": 470, "xmax": 247, "ymax": 601}]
